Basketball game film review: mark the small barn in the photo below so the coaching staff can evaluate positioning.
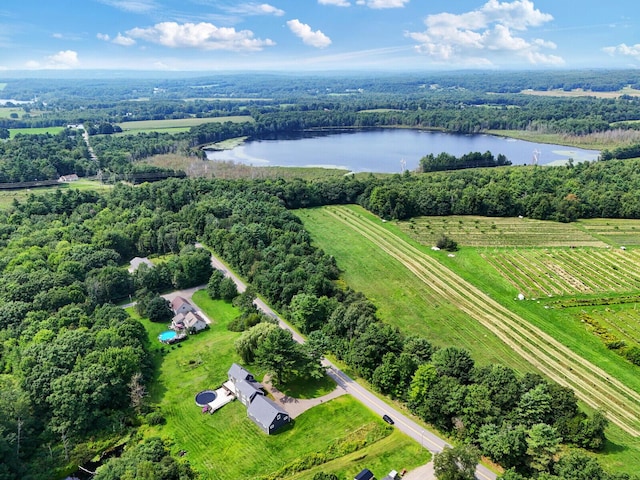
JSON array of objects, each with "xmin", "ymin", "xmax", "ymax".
[
  {"xmin": 354, "ymin": 468, "xmax": 375, "ymax": 480},
  {"xmin": 247, "ymin": 395, "xmax": 290, "ymax": 435}
]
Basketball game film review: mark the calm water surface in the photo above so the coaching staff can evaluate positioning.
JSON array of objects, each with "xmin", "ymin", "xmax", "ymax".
[{"xmin": 205, "ymin": 129, "xmax": 600, "ymax": 173}]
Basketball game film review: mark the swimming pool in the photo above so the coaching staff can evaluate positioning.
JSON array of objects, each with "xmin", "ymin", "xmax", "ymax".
[
  {"xmin": 195, "ymin": 390, "xmax": 217, "ymax": 406},
  {"xmin": 158, "ymin": 330, "xmax": 177, "ymax": 343}
]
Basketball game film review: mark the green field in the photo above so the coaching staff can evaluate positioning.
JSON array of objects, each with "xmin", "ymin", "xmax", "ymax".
[
  {"xmin": 299, "ymin": 205, "xmax": 640, "ymax": 473},
  {"xmin": 117, "ymin": 116, "xmax": 253, "ymax": 134},
  {"xmin": 0, "ymin": 180, "xmax": 111, "ymax": 210},
  {"xmin": 137, "ymin": 290, "xmax": 427, "ymax": 479},
  {"xmin": 0, "ymin": 106, "xmax": 23, "ymax": 118},
  {"xmin": 9, "ymin": 126, "xmax": 64, "ymax": 138}
]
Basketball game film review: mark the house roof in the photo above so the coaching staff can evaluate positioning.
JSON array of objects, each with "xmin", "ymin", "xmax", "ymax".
[
  {"xmin": 228, "ymin": 363, "xmax": 254, "ymax": 383},
  {"xmin": 247, "ymin": 395, "xmax": 288, "ymax": 429},
  {"xmin": 355, "ymin": 469, "xmax": 375, "ymax": 480},
  {"xmin": 183, "ymin": 311, "xmax": 206, "ymax": 328},
  {"xmin": 171, "ymin": 296, "xmax": 192, "ymax": 311},
  {"xmin": 128, "ymin": 256, "xmax": 154, "ymax": 272},
  {"xmin": 236, "ymin": 379, "xmax": 263, "ymax": 399}
]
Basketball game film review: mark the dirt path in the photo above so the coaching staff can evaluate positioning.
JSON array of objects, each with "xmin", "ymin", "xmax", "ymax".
[
  {"xmin": 325, "ymin": 206, "xmax": 640, "ymax": 436},
  {"xmin": 261, "ymin": 375, "xmax": 347, "ymax": 418}
]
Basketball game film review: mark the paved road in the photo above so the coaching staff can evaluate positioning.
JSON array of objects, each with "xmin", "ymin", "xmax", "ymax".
[{"xmin": 209, "ymin": 251, "xmax": 496, "ymax": 480}]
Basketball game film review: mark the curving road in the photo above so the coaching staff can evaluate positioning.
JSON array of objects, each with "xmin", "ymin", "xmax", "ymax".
[{"xmin": 208, "ymin": 251, "xmax": 497, "ymax": 480}]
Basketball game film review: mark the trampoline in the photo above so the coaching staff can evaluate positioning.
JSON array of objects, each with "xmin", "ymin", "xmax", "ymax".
[{"xmin": 195, "ymin": 390, "xmax": 217, "ymax": 407}]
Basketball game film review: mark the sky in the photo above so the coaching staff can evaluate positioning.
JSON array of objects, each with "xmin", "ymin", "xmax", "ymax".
[{"xmin": 0, "ymin": 0, "xmax": 639, "ymax": 72}]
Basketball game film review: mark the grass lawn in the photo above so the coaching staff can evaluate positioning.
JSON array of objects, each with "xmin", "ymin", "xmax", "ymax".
[{"xmin": 136, "ymin": 290, "xmax": 426, "ymax": 479}]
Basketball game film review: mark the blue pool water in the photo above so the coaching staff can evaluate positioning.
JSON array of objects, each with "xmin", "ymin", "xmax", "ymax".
[{"xmin": 158, "ymin": 330, "xmax": 177, "ymax": 342}]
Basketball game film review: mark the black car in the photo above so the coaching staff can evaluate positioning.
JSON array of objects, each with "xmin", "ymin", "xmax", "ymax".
[{"xmin": 382, "ymin": 414, "xmax": 394, "ymax": 425}]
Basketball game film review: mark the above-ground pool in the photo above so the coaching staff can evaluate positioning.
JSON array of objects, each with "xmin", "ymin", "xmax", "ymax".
[
  {"xmin": 158, "ymin": 330, "xmax": 177, "ymax": 343},
  {"xmin": 195, "ymin": 390, "xmax": 217, "ymax": 406}
]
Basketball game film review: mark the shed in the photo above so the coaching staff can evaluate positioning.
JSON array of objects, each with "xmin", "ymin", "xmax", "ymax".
[
  {"xmin": 355, "ymin": 469, "xmax": 375, "ymax": 480},
  {"xmin": 246, "ymin": 395, "xmax": 290, "ymax": 434}
]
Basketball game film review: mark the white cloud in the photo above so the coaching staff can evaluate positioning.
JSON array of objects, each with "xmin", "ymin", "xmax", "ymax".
[
  {"xmin": 126, "ymin": 22, "xmax": 275, "ymax": 51},
  {"xmin": 98, "ymin": 32, "xmax": 136, "ymax": 46},
  {"xmin": 355, "ymin": 0, "xmax": 409, "ymax": 8},
  {"xmin": 33, "ymin": 50, "xmax": 80, "ymax": 69},
  {"xmin": 227, "ymin": 3, "xmax": 285, "ymax": 16},
  {"xmin": 603, "ymin": 43, "xmax": 640, "ymax": 60},
  {"xmin": 406, "ymin": 0, "xmax": 562, "ymax": 66},
  {"xmin": 113, "ymin": 33, "xmax": 136, "ymax": 46},
  {"xmin": 97, "ymin": 0, "xmax": 156, "ymax": 13},
  {"xmin": 287, "ymin": 19, "xmax": 332, "ymax": 48},
  {"xmin": 52, "ymin": 33, "xmax": 63, "ymax": 39},
  {"xmin": 319, "ymin": 0, "xmax": 351, "ymax": 6}
]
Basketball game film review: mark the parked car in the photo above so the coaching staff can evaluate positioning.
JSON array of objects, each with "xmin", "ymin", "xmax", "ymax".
[{"xmin": 382, "ymin": 414, "xmax": 394, "ymax": 425}]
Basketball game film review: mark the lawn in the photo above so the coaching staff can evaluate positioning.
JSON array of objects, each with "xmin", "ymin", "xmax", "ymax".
[
  {"xmin": 136, "ymin": 290, "xmax": 426, "ymax": 479},
  {"xmin": 0, "ymin": 106, "xmax": 23, "ymax": 118}
]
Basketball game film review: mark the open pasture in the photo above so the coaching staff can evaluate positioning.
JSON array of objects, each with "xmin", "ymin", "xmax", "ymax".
[
  {"xmin": 302, "ymin": 205, "xmax": 640, "ymax": 437},
  {"xmin": 481, "ymin": 247, "xmax": 640, "ymax": 299},
  {"xmin": 398, "ymin": 215, "xmax": 606, "ymax": 248},
  {"xmin": 116, "ymin": 115, "xmax": 253, "ymax": 134},
  {"xmin": 9, "ymin": 126, "xmax": 64, "ymax": 138}
]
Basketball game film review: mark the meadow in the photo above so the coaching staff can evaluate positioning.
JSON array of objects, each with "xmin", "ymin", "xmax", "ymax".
[
  {"xmin": 299, "ymin": 205, "xmax": 640, "ymax": 473},
  {"xmin": 136, "ymin": 290, "xmax": 427, "ymax": 479},
  {"xmin": 0, "ymin": 179, "xmax": 111, "ymax": 209},
  {"xmin": 9, "ymin": 126, "xmax": 64, "ymax": 138},
  {"xmin": 116, "ymin": 115, "xmax": 253, "ymax": 134}
]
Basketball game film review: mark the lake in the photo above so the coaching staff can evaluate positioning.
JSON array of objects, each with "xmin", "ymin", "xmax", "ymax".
[{"xmin": 205, "ymin": 128, "xmax": 600, "ymax": 174}]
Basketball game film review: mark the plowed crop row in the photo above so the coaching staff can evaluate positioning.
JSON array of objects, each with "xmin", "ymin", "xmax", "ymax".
[{"xmin": 325, "ymin": 206, "xmax": 640, "ymax": 436}]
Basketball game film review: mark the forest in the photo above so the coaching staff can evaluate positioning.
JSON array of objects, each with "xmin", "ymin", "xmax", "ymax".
[{"xmin": 2, "ymin": 70, "xmax": 640, "ymax": 480}]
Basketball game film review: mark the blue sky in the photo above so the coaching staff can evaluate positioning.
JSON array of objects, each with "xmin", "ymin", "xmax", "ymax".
[{"xmin": 1, "ymin": 0, "xmax": 638, "ymax": 71}]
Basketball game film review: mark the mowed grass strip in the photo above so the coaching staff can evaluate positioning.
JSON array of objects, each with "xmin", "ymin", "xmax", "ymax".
[
  {"xmin": 320, "ymin": 205, "xmax": 640, "ymax": 436},
  {"xmin": 139, "ymin": 290, "xmax": 421, "ymax": 479},
  {"xmin": 297, "ymin": 209, "xmax": 536, "ymax": 372}
]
